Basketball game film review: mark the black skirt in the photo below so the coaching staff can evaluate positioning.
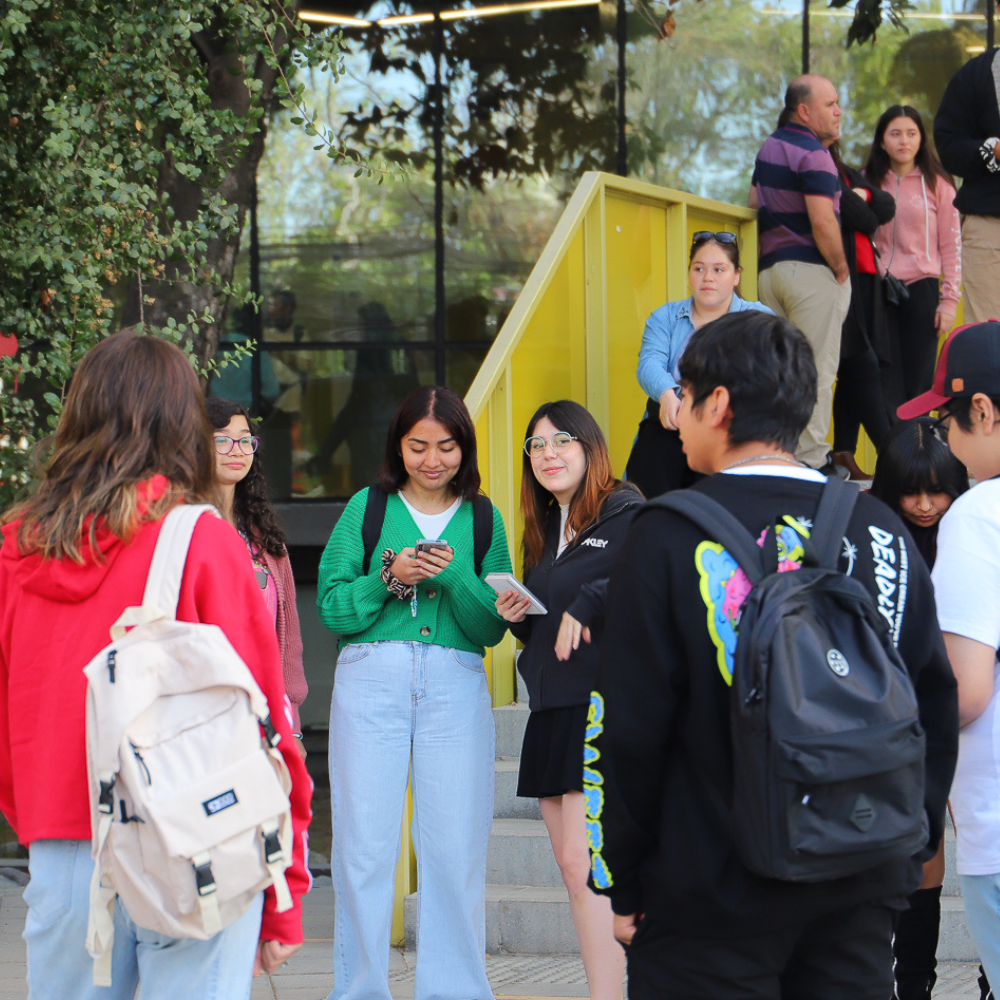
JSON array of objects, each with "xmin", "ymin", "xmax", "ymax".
[
  {"xmin": 516, "ymin": 703, "xmax": 590, "ymax": 799},
  {"xmin": 624, "ymin": 399, "xmax": 703, "ymax": 499}
]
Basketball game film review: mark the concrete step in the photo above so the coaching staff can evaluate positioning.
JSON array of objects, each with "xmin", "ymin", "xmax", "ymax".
[
  {"xmin": 404, "ymin": 884, "xmax": 578, "ymax": 953},
  {"xmin": 402, "ymin": 881, "xmax": 978, "ymax": 962},
  {"xmin": 494, "ymin": 758, "xmax": 542, "ymax": 820},
  {"xmin": 494, "ymin": 702, "xmax": 529, "ymax": 759},
  {"xmin": 488, "ymin": 819, "xmax": 561, "ymax": 888}
]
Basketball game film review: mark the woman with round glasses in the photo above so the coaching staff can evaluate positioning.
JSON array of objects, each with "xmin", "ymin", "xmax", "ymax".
[
  {"xmin": 207, "ymin": 396, "xmax": 308, "ymax": 753},
  {"xmin": 496, "ymin": 400, "xmax": 642, "ymax": 1000},
  {"xmin": 625, "ymin": 231, "xmax": 772, "ymax": 498},
  {"xmin": 317, "ymin": 385, "xmax": 512, "ymax": 1000}
]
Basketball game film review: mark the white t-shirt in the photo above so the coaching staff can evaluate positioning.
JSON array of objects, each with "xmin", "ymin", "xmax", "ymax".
[
  {"xmin": 557, "ymin": 503, "xmax": 575, "ymax": 557},
  {"xmin": 399, "ymin": 494, "xmax": 461, "ymax": 543},
  {"xmin": 931, "ymin": 479, "xmax": 1000, "ymax": 875}
]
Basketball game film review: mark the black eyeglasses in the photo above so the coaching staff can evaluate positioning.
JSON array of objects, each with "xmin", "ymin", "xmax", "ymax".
[
  {"xmin": 929, "ymin": 411, "xmax": 950, "ymax": 444},
  {"xmin": 692, "ymin": 231, "xmax": 738, "ymax": 247},
  {"xmin": 214, "ymin": 434, "xmax": 260, "ymax": 456}
]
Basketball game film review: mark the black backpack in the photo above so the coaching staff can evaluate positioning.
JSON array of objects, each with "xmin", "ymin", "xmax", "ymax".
[
  {"xmin": 360, "ymin": 485, "xmax": 494, "ymax": 576},
  {"xmin": 656, "ymin": 478, "xmax": 928, "ymax": 883}
]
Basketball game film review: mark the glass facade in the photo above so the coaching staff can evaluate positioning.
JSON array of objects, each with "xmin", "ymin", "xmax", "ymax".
[{"xmin": 210, "ymin": 0, "xmax": 995, "ymax": 502}]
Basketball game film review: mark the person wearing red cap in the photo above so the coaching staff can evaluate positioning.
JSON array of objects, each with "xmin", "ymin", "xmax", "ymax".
[{"xmin": 900, "ymin": 318, "xmax": 1000, "ymax": 994}]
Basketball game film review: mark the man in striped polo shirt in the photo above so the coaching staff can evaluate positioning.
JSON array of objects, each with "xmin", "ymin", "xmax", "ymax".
[{"xmin": 750, "ymin": 75, "xmax": 851, "ymax": 473}]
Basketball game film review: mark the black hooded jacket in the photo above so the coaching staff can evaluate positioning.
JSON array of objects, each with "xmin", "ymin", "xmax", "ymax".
[
  {"xmin": 935, "ymin": 48, "xmax": 1000, "ymax": 217},
  {"xmin": 510, "ymin": 484, "xmax": 643, "ymax": 712}
]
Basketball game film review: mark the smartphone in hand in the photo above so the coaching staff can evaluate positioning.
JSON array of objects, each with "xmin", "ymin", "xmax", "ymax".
[{"xmin": 415, "ymin": 538, "xmax": 447, "ymax": 555}]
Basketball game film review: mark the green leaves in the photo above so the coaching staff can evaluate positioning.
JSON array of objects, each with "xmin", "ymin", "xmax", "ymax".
[{"xmin": 0, "ymin": 0, "xmax": 352, "ymax": 506}]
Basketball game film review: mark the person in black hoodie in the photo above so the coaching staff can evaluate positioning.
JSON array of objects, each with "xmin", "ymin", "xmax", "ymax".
[
  {"xmin": 828, "ymin": 140, "xmax": 896, "ymax": 479},
  {"xmin": 495, "ymin": 399, "xmax": 642, "ymax": 1000},
  {"xmin": 586, "ymin": 311, "xmax": 957, "ymax": 1000},
  {"xmin": 934, "ymin": 48, "xmax": 1000, "ymax": 325}
]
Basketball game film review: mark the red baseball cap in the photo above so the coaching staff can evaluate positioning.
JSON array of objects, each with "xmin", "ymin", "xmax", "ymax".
[{"xmin": 898, "ymin": 319, "xmax": 1000, "ymax": 420}]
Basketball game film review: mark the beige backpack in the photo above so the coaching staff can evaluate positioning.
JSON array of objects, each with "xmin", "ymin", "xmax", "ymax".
[{"xmin": 83, "ymin": 504, "xmax": 293, "ymax": 985}]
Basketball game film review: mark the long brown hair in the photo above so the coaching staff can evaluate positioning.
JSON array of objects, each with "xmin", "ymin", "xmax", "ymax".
[
  {"xmin": 5, "ymin": 329, "xmax": 215, "ymax": 561},
  {"xmin": 521, "ymin": 400, "xmax": 621, "ymax": 572},
  {"xmin": 206, "ymin": 396, "xmax": 287, "ymax": 557},
  {"xmin": 864, "ymin": 104, "xmax": 954, "ymax": 194}
]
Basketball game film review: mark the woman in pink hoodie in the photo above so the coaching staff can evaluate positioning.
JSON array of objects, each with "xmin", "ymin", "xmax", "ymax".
[{"xmin": 866, "ymin": 104, "xmax": 962, "ymax": 419}]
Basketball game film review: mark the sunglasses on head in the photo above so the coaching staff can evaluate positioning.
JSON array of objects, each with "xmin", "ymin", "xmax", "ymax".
[{"xmin": 692, "ymin": 231, "xmax": 738, "ymax": 247}]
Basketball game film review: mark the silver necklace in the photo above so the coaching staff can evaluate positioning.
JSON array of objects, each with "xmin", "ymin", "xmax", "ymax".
[{"xmin": 722, "ymin": 453, "xmax": 805, "ymax": 471}]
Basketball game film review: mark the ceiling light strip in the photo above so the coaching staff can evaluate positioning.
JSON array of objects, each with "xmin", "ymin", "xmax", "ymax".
[
  {"xmin": 300, "ymin": 0, "xmax": 601, "ymax": 28},
  {"xmin": 377, "ymin": 12, "xmax": 436, "ymax": 23},
  {"xmin": 441, "ymin": 0, "xmax": 600, "ymax": 19},
  {"xmin": 298, "ymin": 10, "xmax": 374, "ymax": 25}
]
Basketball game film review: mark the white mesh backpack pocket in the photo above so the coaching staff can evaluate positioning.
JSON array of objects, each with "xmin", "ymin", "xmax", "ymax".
[{"xmin": 83, "ymin": 505, "xmax": 293, "ymax": 986}]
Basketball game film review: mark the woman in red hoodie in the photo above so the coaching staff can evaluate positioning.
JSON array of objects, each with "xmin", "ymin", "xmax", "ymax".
[
  {"xmin": 0, "ymin": 331, "xmax": 312, "ymax": 999},
  {"xmin": 866, "ymin": 104, "xmax": 962, "ymax": 419}
]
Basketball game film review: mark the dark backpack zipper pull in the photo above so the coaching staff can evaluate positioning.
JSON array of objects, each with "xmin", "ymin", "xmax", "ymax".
[
  {"xmin": 132, "ymin": 745, "xmax": 152, "ymax": 785},
  {"xmin": 107, "ymin": 650, "xmax": 117, "ymax": 684}
]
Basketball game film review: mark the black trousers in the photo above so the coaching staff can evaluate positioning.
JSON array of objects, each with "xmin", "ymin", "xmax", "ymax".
[
  {"xmin": 833, "ymin": 343, "xmax": 891, "ymax": 453},
  {"xmin": 625, "ymin": 402, "xmax": 702, "ymax": 499},
  {"xmin": 881, "ymin": 277, "xmax": 941, "ymax": 420},
  {"xmin": 625, "ymin": 901, "xmax": 896, "ymax": 1000}
]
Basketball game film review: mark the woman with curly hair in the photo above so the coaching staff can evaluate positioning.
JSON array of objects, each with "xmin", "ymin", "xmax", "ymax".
[{"xmin": 206, "ymin": 396, "xmax": 308, "ymax": 750}]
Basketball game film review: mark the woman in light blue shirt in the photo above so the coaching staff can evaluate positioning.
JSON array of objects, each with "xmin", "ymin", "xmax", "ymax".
[{"xmin": 625, "ymin": 232, "xmax": 773, "ymax": 497}]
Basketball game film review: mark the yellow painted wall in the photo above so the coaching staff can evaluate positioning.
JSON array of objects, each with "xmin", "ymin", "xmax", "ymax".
[{"xmin": 465, "ymin": 172, "xmax": 757, "ymax": 708}]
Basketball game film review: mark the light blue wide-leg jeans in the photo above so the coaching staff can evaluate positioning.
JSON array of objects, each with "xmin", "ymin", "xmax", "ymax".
[
  {"xmin": 23, "ymin": 838, "xmax": 263, "ymax": 1000},
  {"xmin": 960, "ymin": 873, "xmax": 1000, "ymax": 990},
  {"xmin": 328, "ymin": 641, "xmax": 495, "ymax": 1000}
]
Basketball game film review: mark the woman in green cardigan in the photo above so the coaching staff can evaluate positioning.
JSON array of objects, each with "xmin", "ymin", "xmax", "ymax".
[{"xmin": 317, "ymin": 386, "xmax": 512, "ymax": 1000}]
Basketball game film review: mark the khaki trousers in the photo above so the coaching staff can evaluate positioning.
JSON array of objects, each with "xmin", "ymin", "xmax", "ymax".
[
  {"xmin": 961, "ymin": 215, "xmax": 1000, "ymax": 324},
  {"xmin": 759, "ymin": 261, "xmax": 852, "ymax": 469}
]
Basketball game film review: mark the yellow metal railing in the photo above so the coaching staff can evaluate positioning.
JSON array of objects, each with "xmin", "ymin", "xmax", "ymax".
[{"xmin": 466, "ymin": 170, "xmax": 759, "ymax": 707}]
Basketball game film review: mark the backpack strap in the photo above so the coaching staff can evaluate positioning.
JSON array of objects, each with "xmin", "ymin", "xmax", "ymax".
[
  {"xmin": 472, "ymin": 494, "xmax": 494, "ymax": 577},
  {"xmin": 361, "ymin": 485, "xmax": 388, "ymax": 576},
  {"xmin": 143, "ymin": 504, "xmax": 218, "ymax": 615},
  {"xmin": 653, "ymin": 491, "xmax": 767, "ymax": 585},
  {"xmin": 86, "ymin": 767, "xmax": 119, "ymax": 986},
  {"xmin": 362, "ymin": 486, "xmax": 493, "ymax": 577},
  {"xmin": 109, "ymin": 504, "xmax": 217, "ymax": 640},
  {"xmin": 810, "ymin": 478, "xmax": 860, "ymax": 570}
]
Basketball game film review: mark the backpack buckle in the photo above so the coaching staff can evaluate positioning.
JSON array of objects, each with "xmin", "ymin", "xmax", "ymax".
[
  {"xmin": 260, "ymin": 715, "xmax": 281, "ymax": 749},
  {"xmin": 192, "ymin": 854, "xmax": 216, "ymax": 897},
  {"xmin": 262, "ymin": 827, "xmax": 284, "ymax": 866},
  {"xmin": 98, "ymin": 777, "xmax": 115, "ymax": 815}
]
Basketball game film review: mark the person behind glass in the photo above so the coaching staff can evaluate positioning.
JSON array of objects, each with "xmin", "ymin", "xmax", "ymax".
[
  {"xmin": 0, "ymin": 331, "xmax": 312, "ymax": 999},
  {"xmin": 826, "ymin": 138, "xmax": 896, "ymax": 480},
  {"xmin": 624, "ymin": 231, "xmax": 773, "ymax": 498},
  {"xmin": 207, "ymin": 396, "xmax": 308, "ymax": 758},
  {"xmin": 495, "ymin": 401, "xmax": 642, "ymax": 1000},
  {"xmin": 868, "ymin": 418, "xmax": 970, "ymax": 1000},
  {"xmin": 316, "ymin": 385, "xmax": 513, "ymax": 1000},
  {"xmin": 866, "ymin": 105, "xmax": 962, "ymax": 418}
]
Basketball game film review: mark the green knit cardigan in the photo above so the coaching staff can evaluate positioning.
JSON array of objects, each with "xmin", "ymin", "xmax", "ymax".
[{"xmin": 317, "ymin": 488, "xmax": 512, "ymax": 654}]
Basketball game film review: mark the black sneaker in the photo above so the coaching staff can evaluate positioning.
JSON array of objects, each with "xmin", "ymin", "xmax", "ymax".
[{"xmin": 816, "ymin": 457, "xmax": 851, "ymax": 480}]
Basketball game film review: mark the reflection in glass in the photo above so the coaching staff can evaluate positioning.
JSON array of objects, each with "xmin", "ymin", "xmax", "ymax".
[{"xmin": 307, "ymin": 304, "xmax": 422, "ymax": 494}]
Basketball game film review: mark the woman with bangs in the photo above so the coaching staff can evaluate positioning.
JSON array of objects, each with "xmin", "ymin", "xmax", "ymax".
[
  {"xmin": 496, "ymin": 399, "xmax": 643, "ymax": 1000},
  {"xmin": 870, "ymin": 416, "xmax": 969, "ymax": 569},
  {"xmin": 870, "ymin": 416, "xmax": 969, "ymax": 1000}
]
